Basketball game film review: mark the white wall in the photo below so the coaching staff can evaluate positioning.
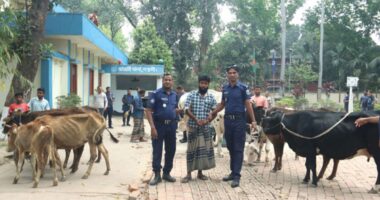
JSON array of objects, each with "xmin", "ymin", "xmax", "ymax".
[{"xmin": 52, "ymin": 58, "xmax": 68, "ymax": 108}]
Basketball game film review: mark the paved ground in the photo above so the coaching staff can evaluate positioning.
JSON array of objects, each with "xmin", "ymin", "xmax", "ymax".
[
  {"xmin": 0, "ymin": 116, "xmax": 152, "ymax": 200},
  {"xmin": 2, "ymin": 116, "xmax": 380, "ymax": 199},
  {"xmin": 148, "ymin": 140, "xmax": 380, "ymax": 200}
]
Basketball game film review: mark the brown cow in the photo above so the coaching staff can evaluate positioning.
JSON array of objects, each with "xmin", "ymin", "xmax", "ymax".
[
  {"xmin": 11, "ymin": 122, "xmax": 64, "ymax": 188},
  {"xmin": 34, "ymin": 112, "xmax": 114, "ymax": 179}
]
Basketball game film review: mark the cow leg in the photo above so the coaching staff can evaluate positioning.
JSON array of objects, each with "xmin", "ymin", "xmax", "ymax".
[
  {"xmin": 310, "ymin": 154, "xmax": 318, "ymax": 186},
  {"xmin": 63, "ymin": 149, "xmax": 71, "ymax": 169},
  {"xmin": 264, "ymin": 140, "xmax": 271, "ymax": 163},
  {"xmin": 82, "ymin": 144, "xmax": 97, "ymax": 179},
  {"xmin": 13, "ymin": 149, "xmax": 24, "ymax": 184},
  {"xmin": 303, "ymin": 157, "xmax": 310, "ymax": 184},
  {"xmin": 369, "ymin": 152, "xmax": 380, "ymax": 193},
  {"xmin": 70, "ymin": 145, "xmax": 84, "ymax": 173},
  {"xmin": 317, "ymin": 155, "xmax": 330, "ymax": 180},
  {"xmin": 327, "ymin": 159, "xmax": 339, "ymax": 180},
  {"xmin": 256, "ymin": 140, "xmax": 263, "ymax": 162},
  {"xmin": 97, "ymin": 144, "xmax": 110, "ymax": 175},
  {"xmin": 54, "ymin": 150, "xmax": 66, "ymax": 181},
  {"xmin": 49, "ymin": 147, "xmax": 59, "ymax": 187},
  {"xmin": 95, "ymin": 148, "xmax": 102, "ymax": 163}
]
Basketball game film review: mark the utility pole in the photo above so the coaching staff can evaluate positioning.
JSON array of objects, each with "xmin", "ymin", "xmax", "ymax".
[
  {"xmin": 317, "ymin": 0, "xmax": 325, "ymax": 100},
  {"xmin": 280, "ymin": 0, "xmax": 286, "ymax": 97}
]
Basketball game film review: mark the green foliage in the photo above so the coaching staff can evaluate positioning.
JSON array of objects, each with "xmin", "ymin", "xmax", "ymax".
[
  {"xmin": 0, "ymin": 8, "xmax": 19, "ymax": 79},
  {"xmin": 99, "ymin": 25, "xmax": 128, "ymax": 52},
  {"xmin": 287, "ymin": 64, "xmax": 318, "ymax": 86},
  {"xmin": 129, "ymin": 19, "xmax": 173, "ymax": 72},
  {"xmin": 299, "ymin": 0, "xmax": 380, "ymax": 91},
  {"xmin": 309, "ymin": 99, "xmax": 343, "ymax": 112},
  {"xmin": 56, "ymin": 94, "xmax": 82, "ymax": 108},
  {"xmin": 276, "ymin": 96, "xmax": 308, "ymax": 110}
]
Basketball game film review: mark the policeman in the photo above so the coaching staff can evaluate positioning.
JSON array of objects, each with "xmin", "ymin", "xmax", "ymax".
[
  {"xmin": 146, "ymin": 73, "xmax": 181, "ymax": 185},
  {"xmin": 209, "ymin": 65, "xmax": 256, "ymax": 188}
]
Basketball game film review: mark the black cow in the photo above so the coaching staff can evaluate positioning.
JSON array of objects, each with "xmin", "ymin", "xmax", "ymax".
[{"xmin": 262, "ymin": 110, "xmax": 380, "ymax": 190}]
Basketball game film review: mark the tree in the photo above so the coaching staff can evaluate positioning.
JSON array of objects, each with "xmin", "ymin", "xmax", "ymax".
[
  {"xmin": 193, "ymin": 0, "xmax": 221, "ymax": 74},
  {"xmin": 56, "ymin": 0, "xmax": 131, "ymax": 52},
  {"xmin": 129, "ymin": 19, "xmax": 173, "ymax": 71},
  {"xmin": 5, "ymin": 0, "xmax": 51, "ymax": 105},
  {"xmin": 300, "ymin": 0, "xmax": 380, "ymax": 91},
  {"xmin": 140, "ymin": 0, "xmax": 196, "ymax": 86}
]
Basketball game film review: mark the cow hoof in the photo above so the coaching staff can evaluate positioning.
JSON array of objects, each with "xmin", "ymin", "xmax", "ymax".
[
  {"xmin": 82, "ymin": 175, "xmax": 89, "ymax": 179},
  {"xmin": 63, "ymin": 164, "xmax": 67, "ymax": 169},
  {"xmin": 33, "ymin": 183, "xmax": 38, "ymax": 188},
  {"xmin": 70, "ymin": 168, "xmax": 78, "ymax": 174},
  {"xmin": 95, "ymin": 159, "xmax": 101, "ymax": 163},
  {"xmin": 327, "ymin": 176, "xmax": 335, "ymax": 180},
  {"xmin": 248, "ymin": 163, "xmax": 255, "ymax": 167},
  {"xmin": 271, "ymin": 169, "xmax": 277, "ymax": 173},
  {"xmin": 302, "ymin": 179, "xmax": 309, "ymax": 184},
  {"xmin": 104, "ymin": 171, "xmax": 109, "ymax": 175},
  {"xmin": 368, "ymin": 188, "xmax": 379, "ymax": 194},
  {"xmin": 53, "ymin": 180, "xmax": 58, "ymax": 186},
  {"xmin": 13, "ymin": 178, "xmax": 18, "ymax": 184},
  {"xmin": 60, "ymin": 177, "xmax": 66, "ymax": 182},
  {"xmin": 311, "ymin": 183, "xmax": 318, "ymax": 187}
]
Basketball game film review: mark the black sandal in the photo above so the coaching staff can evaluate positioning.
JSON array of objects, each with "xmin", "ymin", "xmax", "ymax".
[
  {"xmin": 197, "ymin": 174, "xmax": 208, "ymax": 180},
  {"xmin": 181, "ymin": 176, "xmax": 192, "ymax": 183}
]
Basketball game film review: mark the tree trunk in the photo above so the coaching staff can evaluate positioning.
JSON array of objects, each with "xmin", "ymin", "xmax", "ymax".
[
  {"xmin": 5, "ymin": 0, "xmax": 50, "ymax": 106},
  {"xmin": 198, "ymin": 7, "xmax": 212, "ymax": 74}
]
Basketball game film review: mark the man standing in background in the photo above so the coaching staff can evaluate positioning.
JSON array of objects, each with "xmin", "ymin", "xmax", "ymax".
[
  {"xmin": 104, "ymin": 87, "xmax": 115, "ymax": 128},
  {"xmin": 29, "ymin": 88, "xmax": 50, "ymax": 112},
  {"xmin": 122, "ymin": 88, "xmax": 134, "ymax": 126},
  {"xmin": 94, "ymin": 86, "xmax": 108, "ymax": 115}
]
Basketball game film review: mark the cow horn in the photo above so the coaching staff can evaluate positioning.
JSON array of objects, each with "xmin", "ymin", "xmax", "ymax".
[{"xmin": 4, "ymin": 124, "xmax": 12, "ymax": 128}]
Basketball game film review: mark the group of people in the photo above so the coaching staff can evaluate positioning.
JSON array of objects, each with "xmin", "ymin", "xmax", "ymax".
[
  {"xmin": 8, "ymin": 88, "xmax": 50, "ymax": 116},
  {"xmin": 94, "ymin": 86, "xmax": 147, "ymax": 143},
  {"xmin": 146, "ymin": 65, "xmax": 263, "ymax": 188}
]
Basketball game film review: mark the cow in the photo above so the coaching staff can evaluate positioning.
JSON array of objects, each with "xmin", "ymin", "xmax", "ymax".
[
  {"xmin": 33, "ymin": 112, "xmax": 116, "ymax": 179},
  {"xmin": 262, "ymin": 110, "xmax": 380, "ymax": 191},
  {"xmin": 10, "ymin": 121, "xmax": 63, "ymax": 188}
]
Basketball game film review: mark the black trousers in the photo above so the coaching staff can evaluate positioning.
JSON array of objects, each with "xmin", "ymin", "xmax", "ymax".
[{"xmin": 103, "ymin": 106, "xmax": 113, "ymax": 127}]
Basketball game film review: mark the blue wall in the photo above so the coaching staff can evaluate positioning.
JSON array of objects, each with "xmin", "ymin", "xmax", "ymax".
[
  {"xmin": 41, "ymin": 59, "xmax": 53, "ymax": 108},
  {"xmin": 45, "ymin": 13, "xmax": 128, "ymax": 64}
]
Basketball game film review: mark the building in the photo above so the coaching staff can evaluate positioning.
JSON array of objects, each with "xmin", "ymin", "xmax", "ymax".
[{"xmin": 0, "ymin": 2, "xmax": 164, "ymax": 114}]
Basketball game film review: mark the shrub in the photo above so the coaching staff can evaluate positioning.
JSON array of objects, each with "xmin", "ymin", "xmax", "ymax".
[{"xmin": 56, "ymin": 94, "xmax": 81, "ymax": 109}]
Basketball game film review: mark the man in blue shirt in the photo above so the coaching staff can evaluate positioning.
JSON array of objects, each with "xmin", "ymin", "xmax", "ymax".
[
  {"xmin": 130, "ymin": 89, "xmax": 147, "ymax": 143},
  {"xmin": 209, "ymin": 65, "xmax": 257, "ymax": 188},
  {"xmin": 146, "ymin": 73, "xmax": 181, "ymax": 185},
  {"xmin": 122, "ymin": 89, "xmax": 134, "ymax": 126},
  {"xmin": 29, "ymin": 88, "xmax": 50, "ymax": 112}
]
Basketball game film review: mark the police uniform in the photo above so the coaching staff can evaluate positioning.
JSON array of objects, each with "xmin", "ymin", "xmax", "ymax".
[
  {"xmin": 222, "ymin": 81, "xmax": 250, "ymax": 181},
  {"xmin": 148, "ymin": 88, "xmax": 178, "ymax": 175}
]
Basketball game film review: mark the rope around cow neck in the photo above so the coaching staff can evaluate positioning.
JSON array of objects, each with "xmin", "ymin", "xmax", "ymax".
[{"xmin": 280, "ymin": 112, "xmax": 352, "ymax": 140}]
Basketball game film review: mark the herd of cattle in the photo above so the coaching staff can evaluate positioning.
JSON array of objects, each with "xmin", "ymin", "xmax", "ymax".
[
  {"xmin": 2, "ymin": 107, "xmax": 119, "ymax": 188},
  {"xmin": 2, "ymin": 91, "xmax": 380, "ymax": 193}
]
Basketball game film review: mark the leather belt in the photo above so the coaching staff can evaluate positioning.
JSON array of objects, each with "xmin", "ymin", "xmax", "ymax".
[
  {"xmin": 224, "ymin": 114, "xmax": 245, "ymax": 120},
  {"xmin": 155, "ymin": 119, "xmax": 175, "ymax": 125}
]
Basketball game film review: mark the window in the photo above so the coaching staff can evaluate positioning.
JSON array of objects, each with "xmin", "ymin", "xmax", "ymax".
[
  {"xmin": 89, "ymin": 69, "xmax": 94, "ymax": 95},
  {"xmin": 116, "ymin": 75, "xmax": 157, "ymax": 90}
]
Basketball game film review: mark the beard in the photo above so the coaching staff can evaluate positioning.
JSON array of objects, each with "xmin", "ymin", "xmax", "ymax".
[{"xmin": 199, "ymin": 87, "xmax": 208, "ymax": 95}]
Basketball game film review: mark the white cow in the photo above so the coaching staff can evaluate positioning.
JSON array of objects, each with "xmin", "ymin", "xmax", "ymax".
[{"xmin": 178, "ymin": 90, "xmax": 225, "ymax": 157}]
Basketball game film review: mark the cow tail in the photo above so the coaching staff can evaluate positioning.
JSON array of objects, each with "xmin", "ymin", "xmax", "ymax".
[
  {"xmin": 105, "ymin": 128, "xmax": 119, "ymax": 143},
  {"xmin": 92, "ymin": 125, "xmax": 105, "ymax": 145}
]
